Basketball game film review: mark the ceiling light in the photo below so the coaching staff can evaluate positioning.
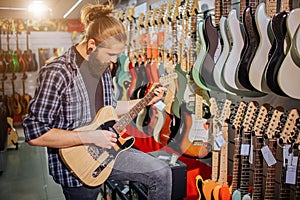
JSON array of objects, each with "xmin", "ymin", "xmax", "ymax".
[{"xmin": 28, "ymin": 1, "xmax": 50, "ymax": 18}]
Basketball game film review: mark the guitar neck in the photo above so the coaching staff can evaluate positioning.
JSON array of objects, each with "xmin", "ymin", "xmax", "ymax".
[
  {"xmin": 231, "ymin": 128, "xmax": 242, "ymax": 191},
  {"xmin": 251, "ymin": 136, "xmax": 264, "ymax": 199},
  {"xmin": 248, "ymin": 0, "xmax": 260, "ymax": 13},
  {"xmin": 113, "ymin": 84, "xmax": 159, "ymax": 133},
  {"xmin": 265, "ymin": 0, "xmax": 277, "ymax": 17},
  {"xmin": 215, "ymin": 0, "xmax": 222, "ymax": 26},
  {"xmin": 263, "ymin": 139, "xmax": 277, "ymax": 200},
  {"xmin": 218, "ymin": 126, "xmax": 229, "ymax": 184},
  {"xmin": 222, "ymin": 0, "xmax": 231, "ymax": 17}
]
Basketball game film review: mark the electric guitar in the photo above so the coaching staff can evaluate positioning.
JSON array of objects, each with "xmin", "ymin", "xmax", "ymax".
[
  {"xmin": 196, "ymin": 97, "xmax": 220, "ymax": 200},
  {"xmin": 263, "ymin": 106, "xmax": 285, "ymax": 200},
  {"xmin": 248, "ymin": 2, "xmax": 276, "ymax": 93},
  {"xmin": 59, "ymin": 84, "xmax": 162, "ymax": 187},
  {"xmin": 212, "ymin": 99, "xmax": 232, "ymax": 200},
  {"xmin": 251, "ymin": 104, "xmax": 272, "ymax": 199},
  {"xmin": 239, "ymin": 101, "xmax": 259, "ymax": 197},
  {"xmin": 277, "ymin": 8, "xmax": 300, "ymax": 99},
  {"xmin": 229, "ymin": 101, "xmax": 248, "ymax": 200}
]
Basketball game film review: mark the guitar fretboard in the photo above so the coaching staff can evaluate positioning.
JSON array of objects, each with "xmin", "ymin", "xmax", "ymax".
[
  {"xmin": 113, "ymin": 85, "xmax": 159, "ymax": 133},
  {"xmin": 264, "ymin": 139, "xmax": 277, "ymax": 200}
]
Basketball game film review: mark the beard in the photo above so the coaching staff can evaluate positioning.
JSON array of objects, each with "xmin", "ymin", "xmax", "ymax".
[{"xmin": 86, "ymin": 49, "xmax": 110, "ymax": 78}]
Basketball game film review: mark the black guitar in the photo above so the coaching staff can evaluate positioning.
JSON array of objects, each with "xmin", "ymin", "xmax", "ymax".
[
  {"xmin": 237, "ymin": 6, "xmax": 260, "ymax": 91},
  {"xmin": 264, "ymin": 11, "xmax": 288, "ymax": 96}
]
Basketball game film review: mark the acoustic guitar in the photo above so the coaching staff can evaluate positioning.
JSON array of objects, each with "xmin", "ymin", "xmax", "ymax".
[
  {"xmin": 7, "ymin": 117, "xmax": 18, "ymax": 148},
  {"xmin": 60, "ymin": 84, "xmax": 162, "ymax": 187}
]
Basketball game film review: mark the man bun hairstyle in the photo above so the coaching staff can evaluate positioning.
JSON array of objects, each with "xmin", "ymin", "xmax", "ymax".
[{"xmin": 80, "ymin": 3, "xmax": 127, "ymax": 46}]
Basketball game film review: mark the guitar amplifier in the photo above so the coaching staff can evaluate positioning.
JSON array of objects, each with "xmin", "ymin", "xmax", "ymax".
[{"xmin": 148, "ymin": 150, "xmax": 187, "ymax": 200}]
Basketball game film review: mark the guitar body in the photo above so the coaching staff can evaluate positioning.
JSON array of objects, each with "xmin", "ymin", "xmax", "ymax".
[
  {"xmin": 128, "ymin": 61, "xmax": 137, "ymax": 99},
  {"xmin": 213, "ymin": 17, "xmax": 234, "ymax": 94},
  {"xmin": 219, "ymin": 184, "xmax": 231, "ymax": 200},
  {"xmin": 20, "ymin": 93, "xmax": 31, "ymax": 115},
  {"xmin": 116, "ymin": 55, "xmax": 131, "ymax": 100},
  {"xmin": 231, "ymin": 190, "xmax": 241, "ymax": 200},
  {"xmin": 277, "ymin": 8, "xmax": 300, "ymax": 99},
  {"xmin": 196, "ymin": 175, "xmax": 207, "ymax": 200},
  {"xmin": 264, "ymin": 11, "xmax": 288, "ymax": 96},
  {"xmin": 202, "ymin": 180, "xmax": 219, "ymax": 200},
  {"xmin": 237, "ymin": 6, "xmax": 260, "ymax": 91},
  {"xmin": 179, "ymin": 104, "xmax": 209, "ymax": 158},
  {"xmin": 201, "ymin": 15, "xmax": 220, "ymax": 90},
  {"xmin": 212, "ymin": 185, "xmax": 221, "ymax": 200},
  {"xmin": 248, "ymin": 3, "xmax": 272, "ymax": 92},
  {"xmin": 59, "ymin": 106, "xmax": 135, "ymax": 187},
  {"xmin": 172, "ymin": 63, "xmax": 187, "ymax": 119},
  {"xmin": 222, "ymin": 9, "xmax": 245, "ymax": 92},
  {"xmin": 192, "ymin": 21, "xmax": 211, "ymax": 91},
  {"xmin": 152, "ymin": 108, "xmax": 165, "ymax": 143},
  {"xmin": 7, "ymin": 117, "xmax": 18, "ymax": 147}
]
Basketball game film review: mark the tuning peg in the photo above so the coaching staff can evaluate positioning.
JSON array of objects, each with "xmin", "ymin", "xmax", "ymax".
[{"xmin": 278, "ymin": 138, "xmax": 284, "ymax": 145}]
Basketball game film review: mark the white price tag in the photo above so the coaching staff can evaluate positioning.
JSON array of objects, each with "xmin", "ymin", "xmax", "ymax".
[
  {"xmin": 261, "ymin": 145, "xmax": 277, "ymax": 166},
  {"xmin": 215, "ymin": 132, "xmax": 226, "ymax": 147},
  {"xmin": 240, "ymin": 144, "xmax": 250, "ymax": 156},
  {"xmin": 164, "ymin": 39, "xmax": 172, "ymax": 49},
  {"xmin": 286, "ymin": 165, "xmax": 297, "ymax": 184},
  {"xmin": 283, "ymin": 144, "xmax": 291, "ymax": 166},
  {"xmin": 249, "ymin": 144, "xmax": 253, "ymax": 164},
  {"xmin": 285, "ymin": 156, "xmax": 298, "ymax": 184},
  {"xmin": 214, "ymin": 140, "xmax": 220, "ymax": 151},
  {"xmin": 154, "ymin": 100, "xmax": 166, "ymax": 111}
]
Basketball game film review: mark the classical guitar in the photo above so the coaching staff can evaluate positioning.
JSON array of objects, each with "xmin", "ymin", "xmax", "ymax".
[
  {"xmin": 23, "ymin": 28, "xmax": 38, "ymax": 72},
  {"xmin": 60, "ymin": 84, "xmax": 162, "ymax": 187},
  {"xmin": 277, "ymin": 8, "xmax": 300, "ymax": 100},
  {"xmin": 20, "ymin": 72, "xmax": 32, "ymax": 115}
]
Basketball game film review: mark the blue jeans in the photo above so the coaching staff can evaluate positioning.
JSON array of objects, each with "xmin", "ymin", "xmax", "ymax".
[{"xmin": 62, "ymin": 148, "xmax": 172, "ymax": 200}]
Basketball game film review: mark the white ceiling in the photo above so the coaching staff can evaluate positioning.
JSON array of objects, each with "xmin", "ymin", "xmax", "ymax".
[{"xmin": 0, "ymin": 0, "xmax": 131, "ymax": 19}]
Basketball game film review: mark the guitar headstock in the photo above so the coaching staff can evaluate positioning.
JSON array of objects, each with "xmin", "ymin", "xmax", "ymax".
[
  {"xmin": 241, "ymin": 101, "xmax": 259, "ymax": 132},
  {"xmin": 209, "ymin": 97, "xmax": 219, "ymax": 119},
  {"xmin": 151, "ymin": 8, "xmax": 159, "ymax": 27},
  {"xmin": 279, "ymin": 109, "xmax": 300, "ymax": 145},
  {"xmin": 264, "ymin": 106, "xmax": 285, "ymax": 139},
  {"xmin": 144, "ymin": 9, "xmax": 152, "ymax": 30},
  {"xmin": 232, "ymin": 101, "xmax": 248, "ymax": 129},
  {"xmin": 163, "ymin": 2, "xmax": 172, "ymax": 24},
  {"xmin": 170, "ymin": 0, "xmax": 180, "ymax": 22},
  {"xmin": 157, "ymin": 4, "xmax": 165, "ymax": 26},
  {"xmin": 136, "ymin": 13, "xmax": 145, "ymax": 30},
  {"xmin": 189, "ymin": 0, "xmax": 200, "ymax": 17},
  {"xmin": 252, "ymin": 103, "xmax": 272, "ymax": 137},
  {"xmin": 219, "ymin": 99, "xmax": 232, "ymax": 125}
]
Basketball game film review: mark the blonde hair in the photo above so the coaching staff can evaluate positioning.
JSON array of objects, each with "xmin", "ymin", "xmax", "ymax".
[{"xmin": 81, "ymin": 4, "xmax": 127, "ymax": 46}]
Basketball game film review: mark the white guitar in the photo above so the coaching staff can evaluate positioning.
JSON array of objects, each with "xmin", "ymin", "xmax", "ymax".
[
  {"xmin": 248, "ymin": 3, "xmax": 272, "ymax": 93},
  {"xmin": 213, "ymin": 16, "xmax": 235, "ymax": 95},
  {"xmin": 277, "ymin": 8, "xmax": 300, "ymax": 99},
  {"xmin": 222, "ymin": 9, "xmax": 245, "ymax": 92}
]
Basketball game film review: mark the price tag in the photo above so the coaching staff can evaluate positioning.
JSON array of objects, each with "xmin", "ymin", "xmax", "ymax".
[
  {"xmin": 261, "ymin": 145, "xmax": 277, "ymax": 166},
  {"xmin": 283, "ymin": 144, "xmax": 291, "ymax": 166},
  {"xmin": 215, "ymin": 131, "xmax": 226, "ymax": 147},
  {"xmin": 240, "ymin": 144, "xmax": 250, "ymax": 156},
  {"xmin": 285, "ymin": 156, "xmax": 298, "ymax": 184},
  {"xmin": 214, "ymin": 140, "xmax": 220, "ymax": 151},
  {"xmin": 249, "ymin": 144, "xmax": 253, "ymax": 164},
  {"xmin": 154, "ymin": 100, "xmax": 166, "ymax": 111},
  {"xmin": 169, "ymin": 153, "xmax": 179, "ymax": 166},
  {"xmin": 164, "ymin": 39, "xmax": 172, "ymax": 49}
]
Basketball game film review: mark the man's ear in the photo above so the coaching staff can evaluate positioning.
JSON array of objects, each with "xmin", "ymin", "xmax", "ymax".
[{"xmin": 87, "ymin": 39, "xmax": 96, "ymax": 51}]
